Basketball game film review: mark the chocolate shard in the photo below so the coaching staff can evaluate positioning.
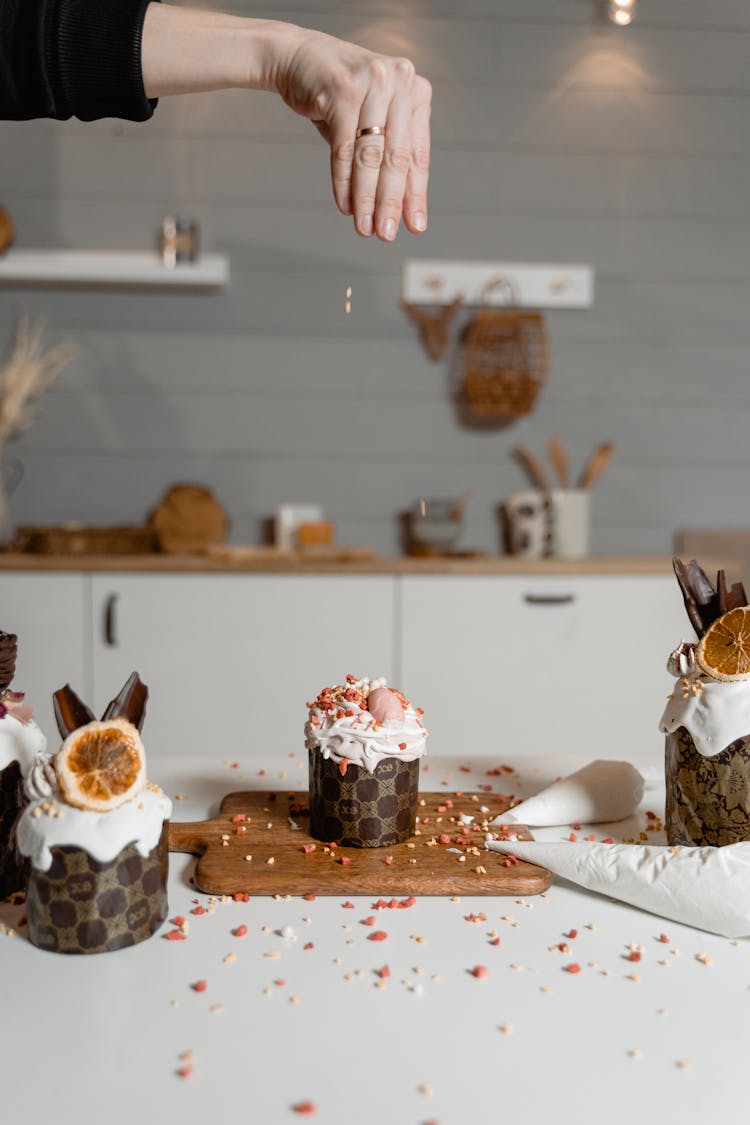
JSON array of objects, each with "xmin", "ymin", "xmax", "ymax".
[
  {"xmin": 672, "ymin": 557, "xmax": 721, "ymax": 636},
  {"xmin": 53, "ymin": 684, "xmax": 96, "ymax": 739},
  {"xmin": 0, "ymin": 631, "xmax": 17, "ymax": 692},
  {"xmin": 715, "ymin": 570, "xmax": 747, "ymax": 614},
  {"xmin": 100, "ymin": 671, "xmax": 148, "ymax": 732},
  {"xmin": 731, "ymin": 582, "xmax": 749, "ymax": 608}
]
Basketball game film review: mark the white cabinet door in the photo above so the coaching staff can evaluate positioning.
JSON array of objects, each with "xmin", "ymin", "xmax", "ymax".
[
  {"xmin": 400, "ymin": 575, "xmax": 688, "ymax": 762},
  {"xmin": 0, "ymin": 573, "xmax": 89, "ymax": 744},
  {"xmin": 91, "ymin": 575, "xmax": 396, "ymax": 758}
]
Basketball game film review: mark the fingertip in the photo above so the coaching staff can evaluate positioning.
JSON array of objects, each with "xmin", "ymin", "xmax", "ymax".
[
  {"xmin": 337, "ymin": 192, "xmax": 353, "ymax": 216},
  {"xmin": 355, "ymin": 214, "xmax": 374, "ymax": 237},
  {"xmin": 405, "ymin": 211, "xmax": 427, "ymax": 234}
]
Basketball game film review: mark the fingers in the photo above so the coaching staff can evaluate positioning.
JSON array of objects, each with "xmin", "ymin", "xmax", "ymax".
[
  {"xmin": 327, "ymin": 119, "xmax": 357, "ymax": 217},
  {"xmin": 324, "ymin": 56, "xmax": 431, "ymax": 241},
  {"xmin": 402, "ymin": 77, "xmax": 431, "ymax": 236}
]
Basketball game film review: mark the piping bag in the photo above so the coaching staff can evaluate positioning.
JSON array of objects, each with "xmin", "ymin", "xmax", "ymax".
[
  {"xmin": 486, "ymin": 759, "xmax": 750, "ymax": 936},
  {"xmin": 494, "ymin": 760, "xmax": 645, "ymax": 827},
  {"xmin": 484, "ymin": 836, "xmax": 750, "ymax": 938}
]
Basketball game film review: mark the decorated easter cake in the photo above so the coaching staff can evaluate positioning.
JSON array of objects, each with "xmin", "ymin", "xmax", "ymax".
[
  {"xmin": 0, "ymin": 630, "xmax": 47, "ymax": 899},
  {"xmin": 660, "ymin": 558, "xmax": 750, "ymax": 846},
  {"xmin": 305, "ymin": 675, "xmax": 427, "ymax": 847},
  {"xmin": 17, "ymin": 673, "xmax": 171, "ymax": 954}
]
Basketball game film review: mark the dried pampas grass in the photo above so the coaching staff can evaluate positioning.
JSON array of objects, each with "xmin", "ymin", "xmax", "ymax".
[{"xmin": 0, "ymin": 315, "xmax": 76, "ymax": 444}]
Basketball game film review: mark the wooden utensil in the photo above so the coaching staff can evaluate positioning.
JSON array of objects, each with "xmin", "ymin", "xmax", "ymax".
[
  {"xmin": 547, "ymin": 437, "xmax": 569, "ymax": 489},
  {"xmin": 169, "ymin": 789, "xmax": 551, "ymax": 897},
  {"xmin": 513, "ymin": 445, "xmax": 551, "ymax": 491},
  {"xmin": 577, "ymin": 442, "xmax": 615, "ymax": 489}
]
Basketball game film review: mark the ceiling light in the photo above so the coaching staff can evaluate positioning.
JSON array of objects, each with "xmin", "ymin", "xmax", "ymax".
[{"xmin": 609, "ymin": 0, "xmax": 637, "ymax": 25}]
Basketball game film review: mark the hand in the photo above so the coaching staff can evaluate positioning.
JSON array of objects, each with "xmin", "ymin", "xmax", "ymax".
[{"xmin": 274, "ymin": 28, "xmax": 432, "ymax": 240}]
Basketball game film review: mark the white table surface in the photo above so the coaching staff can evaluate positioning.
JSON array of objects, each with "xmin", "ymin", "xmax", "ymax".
[{"xmin": 2, "ymin": 751, "xmax": 747, "ymax": 1124}]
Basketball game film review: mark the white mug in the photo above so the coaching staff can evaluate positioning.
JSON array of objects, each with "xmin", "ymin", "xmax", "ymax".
[{"xmin": 501, "ymin": 488, "xmax": 590, "ymax": 559}]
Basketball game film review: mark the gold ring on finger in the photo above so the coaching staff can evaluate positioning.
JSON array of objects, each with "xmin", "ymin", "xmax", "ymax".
[{"xmin": 356, "ymin": 125, "xmax": 386, "ymax": 139}]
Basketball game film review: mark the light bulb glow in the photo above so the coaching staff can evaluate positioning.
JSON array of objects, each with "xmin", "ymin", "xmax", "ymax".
[{"xmin": 609, "ymin": 0, "xmax": 637, "ymax": 24}]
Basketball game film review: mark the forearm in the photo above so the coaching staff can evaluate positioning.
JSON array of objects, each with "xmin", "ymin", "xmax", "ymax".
[
  {"xmin": 0, "ymin": 0, "xmax": 155, "ymax": 121},
  {"xmin": 140, "ymin": 4, "xmax": 301, "ymax": 97}
]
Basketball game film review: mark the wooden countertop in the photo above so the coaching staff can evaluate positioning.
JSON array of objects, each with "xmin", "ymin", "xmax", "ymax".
[{"xmin": 0, "ymin": 551, "xmax": 689, "ymax": 575}]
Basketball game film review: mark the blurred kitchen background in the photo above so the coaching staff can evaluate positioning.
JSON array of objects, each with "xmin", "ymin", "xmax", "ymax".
[{"xmin": 0, "ymin": 0, "xmax": 748, "ymax": 557}]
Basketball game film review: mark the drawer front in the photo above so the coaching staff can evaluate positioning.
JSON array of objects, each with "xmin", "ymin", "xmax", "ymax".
[
  {"xmin": 400, "ymin": 575, "xmax": 687, "ymax": 762},
  {"xmin": 0, "ymin": 573, "xmax": 89, "ymax": 745},
  {"xmin": 91, "ymin": 574, "xmax": 397, "ymax": 758}
]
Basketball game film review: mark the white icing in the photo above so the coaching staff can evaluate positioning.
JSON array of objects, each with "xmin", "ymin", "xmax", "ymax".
[
  {"xmin": 24, "ymin": 753, "xmax": 59, "ymax": 801},
  {"xmin": 0, "ymin": 713, "xmax": 47, "ymax": 775},
  {"xmin": 305, "ymin": 676, "xmax": 427, "ymax": 773},
  {"xmin": 660, "ymin": 676, "xmax": 750, "ymax": 758},
  {"xmin": 17, "ymin": 785, "xmax": 172, "ymax": 872},
  {"xmin": 667, "ymin": 640, "xmax": 699, "ymax": 679}
]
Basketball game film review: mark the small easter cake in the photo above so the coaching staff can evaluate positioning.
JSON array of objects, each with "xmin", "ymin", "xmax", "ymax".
[
  {"xmin": 660, "ymin": 558, "xmax": 750, "ymax": 846},
  {"xmin": 18, "ymin": 673, "xmax": 171, "ymax": 954},
  {"xmin": 305, "ymin": 675, "xmax": 427, "ymax": 847},
  {"xmin": 0, "ymin": 630, "xmax": 48, "ymax": 899}
]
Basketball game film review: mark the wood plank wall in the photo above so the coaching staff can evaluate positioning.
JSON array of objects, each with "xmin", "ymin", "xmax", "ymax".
[{"xmin": 1, "ymin": 0, "xmax": 748, "ymax": 555}]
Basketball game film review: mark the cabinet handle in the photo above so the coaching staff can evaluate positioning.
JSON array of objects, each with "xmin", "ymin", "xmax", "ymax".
[
  {"xmin": 523, "ymin": 593, "xmax": 575, "ymax": 606},
  {"xmin": 104, "ymin": 593, "xmax": 119, "ymax": 646}
]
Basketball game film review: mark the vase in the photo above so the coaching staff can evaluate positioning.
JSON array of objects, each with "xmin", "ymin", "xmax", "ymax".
[{"xmin": 0, "ymin": 452, "xmax": 23, "ymax": 548}]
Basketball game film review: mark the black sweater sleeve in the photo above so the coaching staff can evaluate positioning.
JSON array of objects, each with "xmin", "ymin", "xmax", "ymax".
[{"xmin": 0, "ymin": 0, "xmax": 158, "ymax": 121}]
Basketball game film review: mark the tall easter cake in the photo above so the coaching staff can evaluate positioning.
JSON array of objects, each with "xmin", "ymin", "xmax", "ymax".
[
  {"xmin": 660, "ymin": 558, "xmax": 750, "ymax": 846},
  {"xmin": 17, "ymin": 673, "xmax": 171, "ymax": 954},
  {"xmin": 305, "ymin": 675, "xmax": 427, "ymax": 847},
  {"xmin": 0, "ymin": 630, "xmax": 47, "ymax": 899}
]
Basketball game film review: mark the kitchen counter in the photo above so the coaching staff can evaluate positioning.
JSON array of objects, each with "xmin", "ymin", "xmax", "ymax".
[
  {"xmin": 0, "ymin": 552, "xmax": 694, "ymax": 574},
  {"xmin": 2, "ymin": 751, "xmax": 747, "ymax": 1125}
]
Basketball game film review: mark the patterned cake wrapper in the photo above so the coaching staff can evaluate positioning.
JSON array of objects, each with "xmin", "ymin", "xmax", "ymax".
[
  {"xmin": 25, "ymin": 822, "xmax": 169, "ymax": 954},
  {"xmin": 665, "ymin": 727, "xmax": 750, "ymax": 847},
  {"xmin": 308, "ymin": 749, "xmax": 419, "ymax": 848},
  {"xmin": 0, "ymin": 762, "xmax": 29, "ymax": 900}
]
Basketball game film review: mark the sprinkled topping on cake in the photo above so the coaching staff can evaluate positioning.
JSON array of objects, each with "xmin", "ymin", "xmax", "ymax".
[{"xmin": 305, "ymin": 675, "xmax": 427, "ymax": 773}]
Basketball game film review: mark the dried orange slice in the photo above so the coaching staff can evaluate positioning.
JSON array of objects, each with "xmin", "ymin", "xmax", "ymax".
[
  {"xmin": 696, "ymin": 607, "xmax": 750, "ymax": 682},
  {"xmin": 55, "ymin": 718, "xmax": 146, "ymax": 812}
]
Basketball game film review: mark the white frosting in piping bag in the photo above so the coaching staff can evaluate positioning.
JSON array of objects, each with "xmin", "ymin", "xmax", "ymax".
[
  {"xmin": 0, "ymin": 713, "xmax": 47, "ymax": 774},
  {"xmin": 305, "ymin": 676, "xmax": 427, "ymax": 773},
  {"xmin": 17, "ymin": 786, "xmax": 172, "ymax": 872}
]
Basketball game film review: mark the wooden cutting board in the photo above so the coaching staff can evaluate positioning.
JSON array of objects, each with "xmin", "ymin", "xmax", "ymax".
[{"xmin": 169, "ymin": 790, "xmax": 551, "ymax": 897}]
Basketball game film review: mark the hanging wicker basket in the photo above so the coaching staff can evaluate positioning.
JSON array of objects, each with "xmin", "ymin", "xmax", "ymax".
[{"xmin": 459, "ymin": 279, "xmax": 548, "ymax": 420}]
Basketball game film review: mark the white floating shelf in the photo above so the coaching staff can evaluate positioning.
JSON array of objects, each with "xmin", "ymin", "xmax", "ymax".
[
  {"xmin": 402, "ymin": 260, "xmax": 594, "ymax": 308},
  {"xmin": 0, "ymin": 249, "xmax": 229, "ymax": 289}
]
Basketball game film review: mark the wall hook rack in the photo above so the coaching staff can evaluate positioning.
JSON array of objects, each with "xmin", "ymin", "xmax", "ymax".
[{"xmin": 402, "ymin": 260, "xmax": 594, "ymax": 309}]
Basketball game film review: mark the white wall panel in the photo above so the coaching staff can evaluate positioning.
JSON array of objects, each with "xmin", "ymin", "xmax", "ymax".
[{"xmin": 0, "ymin": 1, "xmax": 747, "ymax": 562}]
